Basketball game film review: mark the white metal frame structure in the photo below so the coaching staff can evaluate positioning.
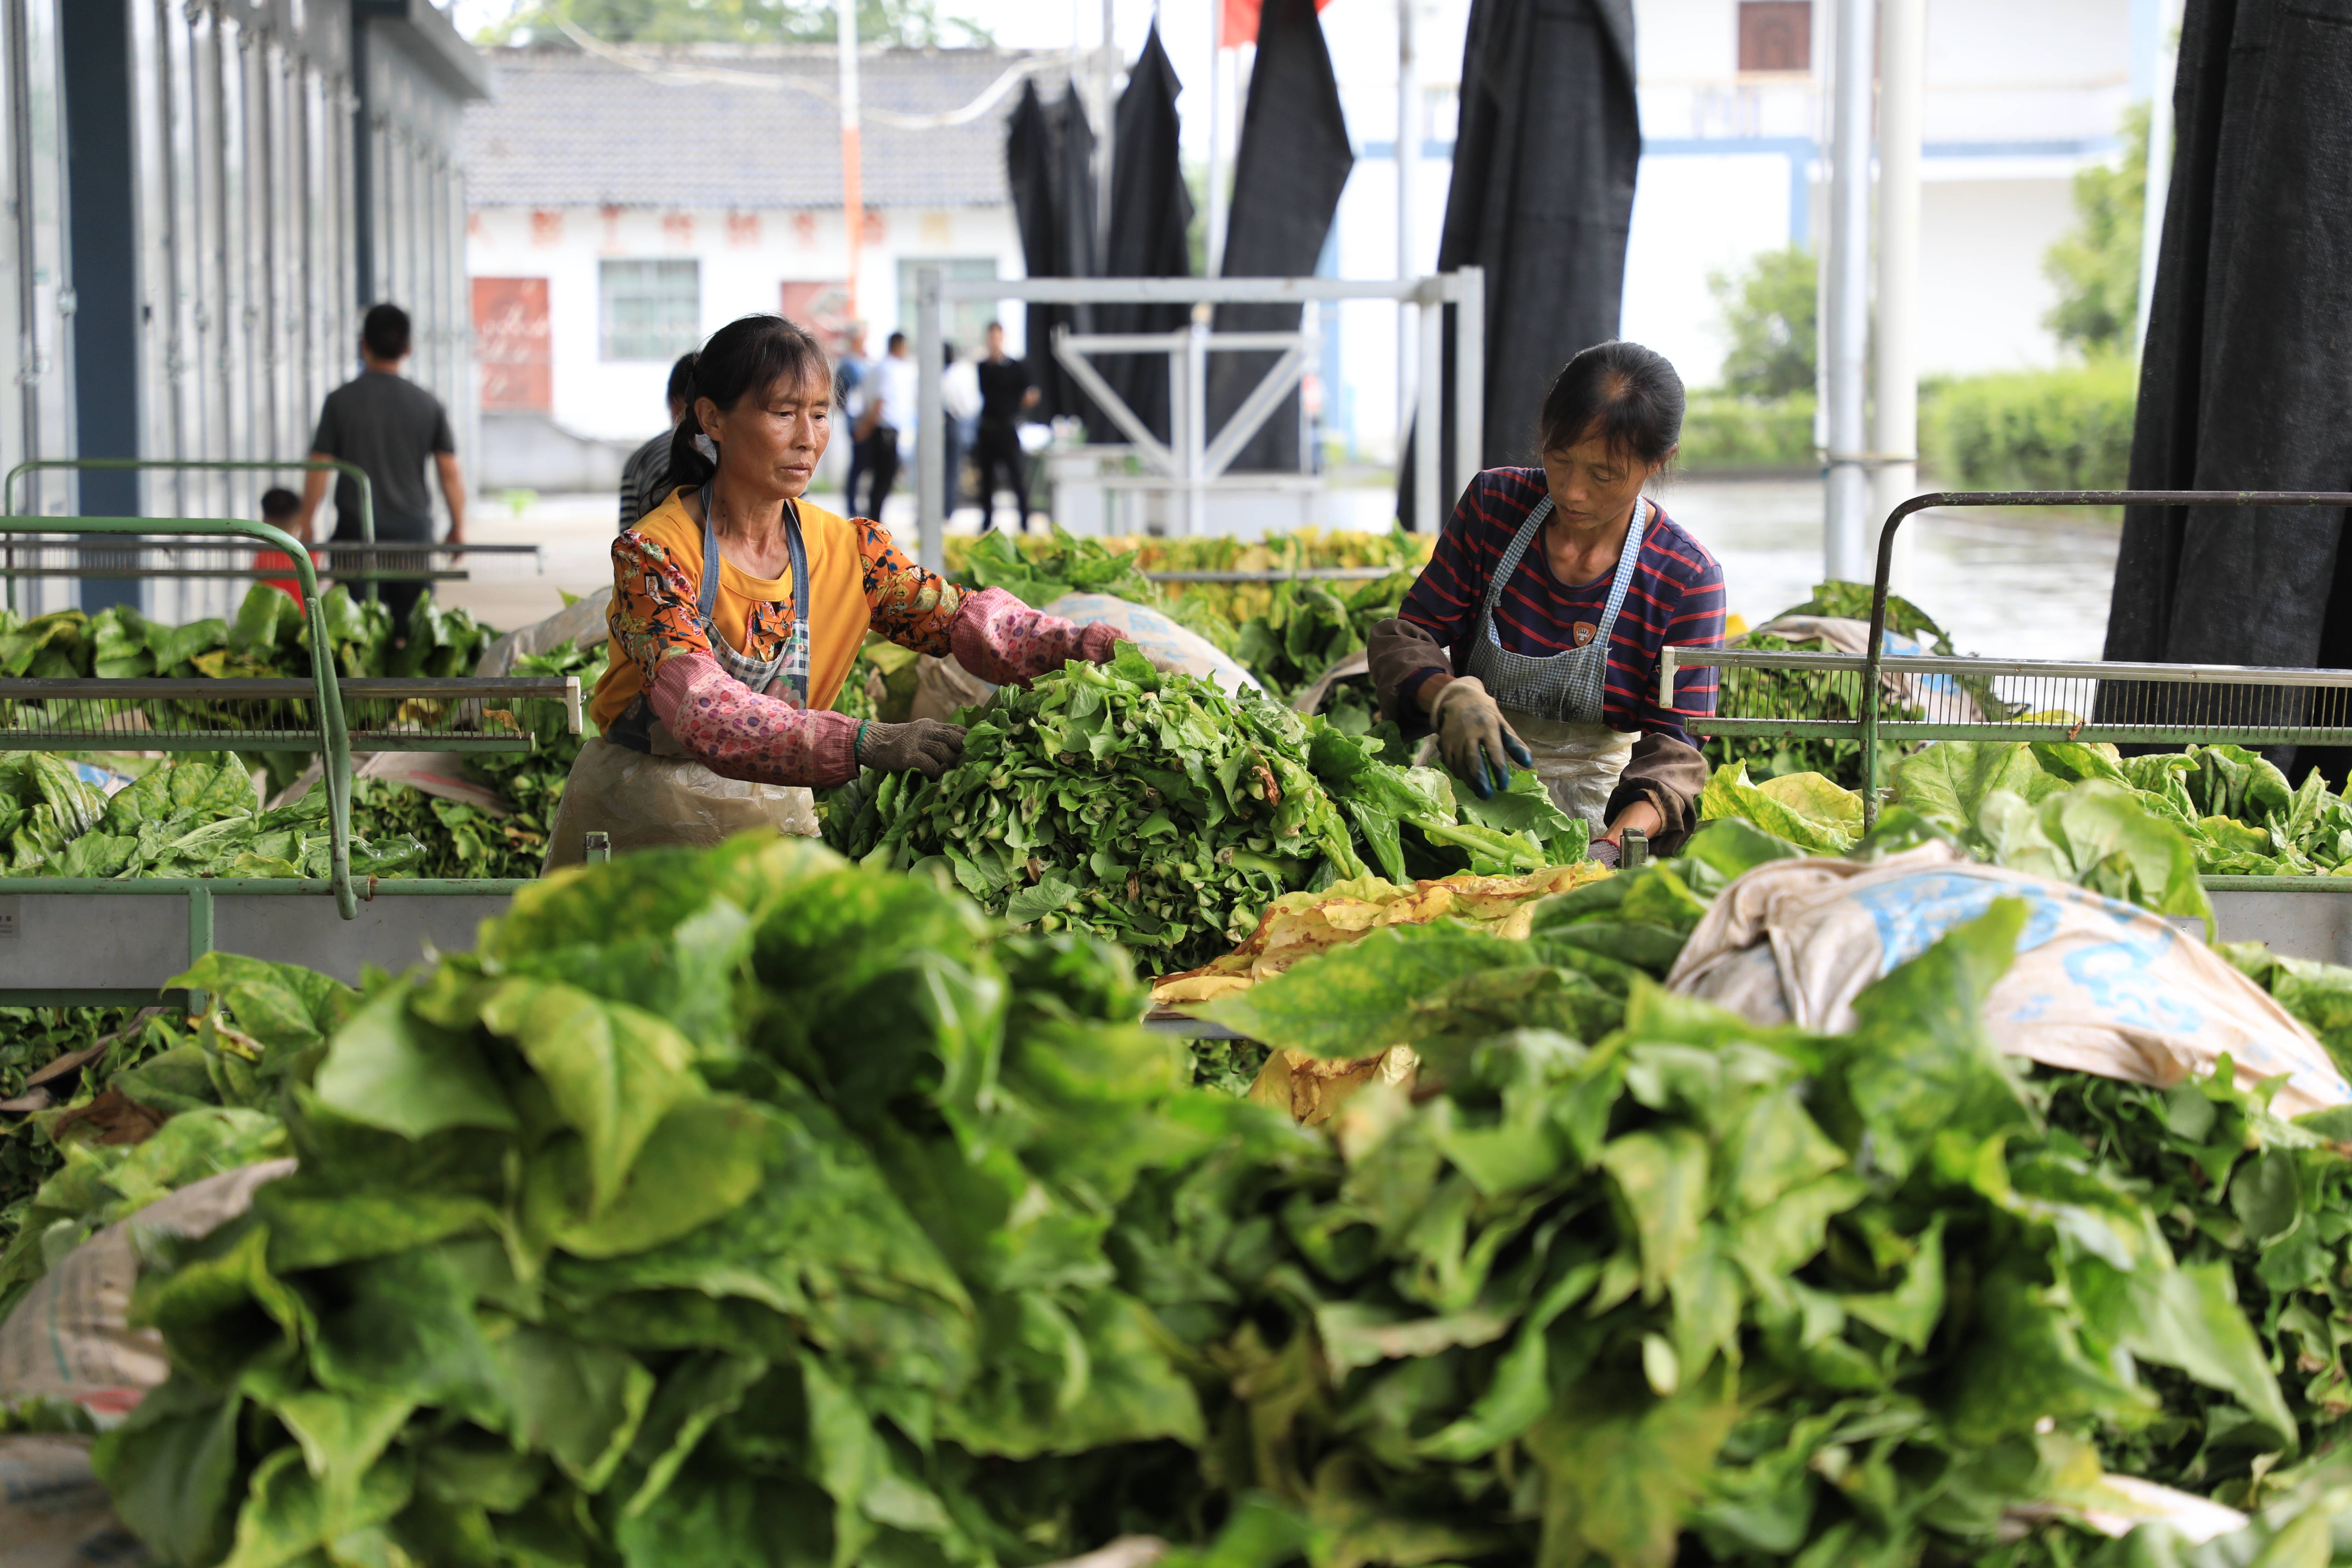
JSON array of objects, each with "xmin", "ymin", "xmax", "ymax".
[{"xmin": 911, "ymin": 268, "xmax": 1486, "ymax": 572}]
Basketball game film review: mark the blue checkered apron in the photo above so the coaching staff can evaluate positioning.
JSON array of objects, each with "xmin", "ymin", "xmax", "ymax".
[
  {"xmin": 1460, "ymin": 494, "xmax": 1649, "ymax": 826},
  {"xmin": 607, "ymin": 485, "xmax": 810, "ymax": 755}
]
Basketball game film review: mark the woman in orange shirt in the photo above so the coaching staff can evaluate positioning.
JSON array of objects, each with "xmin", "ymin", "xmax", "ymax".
[{"xmin": 546, "ymin": 314, "xmax": 1123, "ymax": 868}]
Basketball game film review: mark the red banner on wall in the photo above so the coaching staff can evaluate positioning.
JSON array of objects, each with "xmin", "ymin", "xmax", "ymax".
[{"xmin": 473, "ymin": 277, "xmax": 551, "ymax": 413}]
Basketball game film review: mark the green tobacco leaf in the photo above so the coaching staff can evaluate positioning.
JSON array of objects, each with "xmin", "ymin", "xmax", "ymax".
[
  {"xmin": 2112, "ymin": 1259, "xmax": 2297, "ymax": 1449},
  {"xmin": 477, "ymin": 978, "xmax": 701, "ymax": 1215},
  {"xmin": 621, "ymin": 1352, "xmax": 771, "ymax": 1520},
  {"xmin": 216, "ymin": 1442, "xmax": 413, "ymax": 1568},
  {"xmin": 1891, "ymin": 741, "xmax": 2066, "ymax": 834},
  {"xmin": 313, "ymin": 985, "xmax": 519, "ymax": 1140},
  {"xmin": 91, "ymin": 1379, "xmax": 245, "ymax": 1568},
  {"xmin": 259, "ymin": 1187, "xmax": 501, "ymax": 1273},
  {"xmin": 1601, "ymin": 1127, "xmax": 1711, "ymax": 1303},
  {"xmin": 1528, "ymin": 1364, "xmax": 1741, "ymax": 1568},
  {"xmin": 554, "ymin": 1096, "xmax": 770, "ymax": 1259},
  {"xmin": 1832, "ymin": 899, "xmax": 2035, "ymax": 1174},
  {"xmin": 497, "ymin": 1326, "xmax": 656, "ymax": 1491},
  {"xmin": 1203, "ymin": 921, "xmax": 1532, "ymax": 1057},
  {"xmin": 1840, "ymin": 1214, "xmax": 1946, "ymax": 1353},
  {"xmin": 171, "ymin": 951, "xmax": 356, "ymax": 1056},
  {"xmin": 272, "ymin": 1386, "xmax": 416, "ymax": 1525},
  {"xmin": 1944, "ymin": 1269, "xmax": 2156, "ymax": 1444},
  {"xmin": 1699, "ymin": 763, "xmax": 1861, "ymax": 853}
]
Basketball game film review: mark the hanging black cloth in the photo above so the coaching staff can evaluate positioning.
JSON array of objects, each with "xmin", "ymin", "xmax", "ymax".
[
  {"xmin": 2098, "ymin": 0, "xmax": 2352, "ymax": 779},
  {"xmin": 1098, "ymin": 25, "xmax": 1193, "ymax": 446},
  {"xmin": 1003, "ymin": 80, "xmax": 1102, "ymax": 429},
  {"xmin": 1396, "ymin": 0, "xmax": 1639, "ymax": 529},
  {"xmin": 1204, "ymin": 0, "xmax": 1353, "ymax": 474}
]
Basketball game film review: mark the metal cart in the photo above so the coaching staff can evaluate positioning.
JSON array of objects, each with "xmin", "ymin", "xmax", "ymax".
[
  {"xmin": 0, "ymin": 514, "xmax": 578, "ymax": 1003},
  {"xmin": 1662, "ymin": 489, "xmax": 2352, "ymax": 961}
]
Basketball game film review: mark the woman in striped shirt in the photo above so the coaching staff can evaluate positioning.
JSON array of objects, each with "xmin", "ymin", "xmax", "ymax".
[{"xmin": 1368, "ymin": 341, "xmax": 1725, "ymax": 866}]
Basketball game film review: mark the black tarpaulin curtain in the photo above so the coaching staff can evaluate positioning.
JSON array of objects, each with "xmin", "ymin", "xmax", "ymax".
[
  {"xmin": 1004, "ymin": 80, "xmax": 1101, "ymax": 429},
  {"xmin": 2100, "ymin": 0, "xmax": 2352, "ymax": 777},
  {"xmin": 1396, "ymin": 0, "xmax": 1639, "ymax": 530},
  {"xmin": 1098, "ymin": 25, "xmax": 1193, "ymax": 446},
  {"xmin": 1204, "ymin": 0, "xmax": 1353, "ymax": 474}
]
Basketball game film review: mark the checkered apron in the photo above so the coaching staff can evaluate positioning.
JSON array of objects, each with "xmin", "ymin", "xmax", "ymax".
[
  {"xmin": 607, "ymin": 486, "xmax": 810, "ymax": 755},
  {"xmin": 1460, "ymin": 494, "xmax": 1649, "ymax": 826}
]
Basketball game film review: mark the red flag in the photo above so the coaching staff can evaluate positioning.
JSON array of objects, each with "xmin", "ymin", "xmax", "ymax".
[{"xmin": 1221, "ymin": 0, "xmax": 1331, "ymax": 48}]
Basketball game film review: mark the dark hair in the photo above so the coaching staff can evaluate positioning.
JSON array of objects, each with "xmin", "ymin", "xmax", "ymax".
[
  {"xmin": 259, "ymin": 486, "xmax": 301, "ymax": 520},
  {"xmin": 667, "ymin": 315, "xmax": 835, "ymax": 490},
  {"xmin": 665, "ymin": 352, "xmax": 698, "ymax": 406},
  {"xmin": 985, "ymin": 319, "xmax": 1003, "ymax": 333},
  {"xmin": 1536, "ymin": 340, "xmax": 1684, "ymax": 466},
  {"xmin": 362, "ymin": 302, "xmax": 411, "ymax": 362},
  {"xmin": 887, "ymin": 330, "xmax": 908, "ymax": 351}
]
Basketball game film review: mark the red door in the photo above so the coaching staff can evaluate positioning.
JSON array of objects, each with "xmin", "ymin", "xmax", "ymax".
[{"xmin": 475, "ymin": 277, "xmax": 552, "ymax": 412}]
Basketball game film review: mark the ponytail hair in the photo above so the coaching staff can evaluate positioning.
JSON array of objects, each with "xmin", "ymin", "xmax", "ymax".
[{"xmin": 667, "ymin": 314, "xmax": 835, "ymax": 490}]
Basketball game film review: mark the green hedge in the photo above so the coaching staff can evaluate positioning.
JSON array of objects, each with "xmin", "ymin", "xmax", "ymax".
[
  {"xmin": 1678, "ymin": 390, "xmax": 1816, "ymax": 471},
  {"xmin": 1921, "ymin": 357, "xmax": 2138, "ymax": 488}
]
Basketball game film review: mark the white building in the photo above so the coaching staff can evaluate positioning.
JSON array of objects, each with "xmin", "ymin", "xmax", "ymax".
[
  {"xmin": 463, "ymin": 44, "xmax": 1034, "ymax": 488},
  {"xmin": 1315, "ymin": 0, "xmax": 2150, "ymax": 462}
]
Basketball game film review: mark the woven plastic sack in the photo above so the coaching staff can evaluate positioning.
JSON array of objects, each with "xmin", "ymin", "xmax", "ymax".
[
  {"xmin": 1667, "ymin": 842, "xmax": 2352, "ymax": 1116},
  {"xmin": 542, "ymin": 737, "xmax": 817, "ymax": 871},
  {"xmin": 473, "ymin": 587, "xmax": 612, "ymax": 677},
  {"xmin": 0, "ymin": 1160, "xmax": 296, "ymax": 1420}
]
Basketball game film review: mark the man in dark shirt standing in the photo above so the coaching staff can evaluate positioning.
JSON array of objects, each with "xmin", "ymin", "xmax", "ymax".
[
  {"xmin": 973, "ymin": 321, "xmax": 1037, "ymax": 536},
  {"xmin": 296, "ymin": 302, "xmax": 466, "ymax": 635}
]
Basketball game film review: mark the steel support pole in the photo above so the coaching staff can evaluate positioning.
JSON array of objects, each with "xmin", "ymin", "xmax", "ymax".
[
  {"xmin": 915, "ymin": 267, "xmax": 945, "ymax": 572},
  {"xmin": 1396, "ymin": 0, "xmax": 1418, "ymax": 436},
  {"xmin": 1416, "ymin": 280, "xmax": 1442, "ymax": 533},
  {"xmin": 1186, "ymin": 303, "xmax": 1210, "ymax": 536},
  {"xmin": 1870, "ymin": 0, "xmax": 1922, "ymax": 593},
  {"xmin": 1822, "ymin": 0, "xmax": 1875, "ymax": 583},
  {"xmin": 1453, "ymin": 266, "xmax": 1484, "ymax": 499},
  {"xmin": 2136, "ymin": 0, "xmax": 2181, "ymax": 350},
  {"xmin": 836, "ymin": 0, "xmax": 863, "ymax": 320},
  {"xmin": 1096, "ymin": 0, "xmax": 1116, "ymax": 258}
]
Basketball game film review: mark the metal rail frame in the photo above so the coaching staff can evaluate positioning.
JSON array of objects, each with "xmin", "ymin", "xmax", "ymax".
[
  {"xmin": 911, "ymin": 270, "xmax": 1486, "ymax": 574},
  {"xmin": 3, "ymin": 877, "xmax": 534, "ymax": 1008},
  {"xmin": 2, "ymin": 457, "xmax": 377, "ymax": 610},
  {"xmin": 0, "ymin": 513, "xmax": 360, "ymax": 916},
  {"xmin": 1659, "ymin": 490, "xmax": 2352, "ymax": 834}
]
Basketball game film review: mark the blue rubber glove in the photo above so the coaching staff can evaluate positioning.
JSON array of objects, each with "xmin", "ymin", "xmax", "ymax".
[{"xmin": 1429, "ymin": 676, "xmax": 1535, "ymax": 799}]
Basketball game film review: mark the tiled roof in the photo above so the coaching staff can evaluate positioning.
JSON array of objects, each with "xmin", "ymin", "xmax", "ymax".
[{"xmin": 465, "ymin": 45, "xmax": 1055, "ymax": 209}]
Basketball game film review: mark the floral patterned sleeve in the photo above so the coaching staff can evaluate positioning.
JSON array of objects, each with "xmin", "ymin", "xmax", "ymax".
[
  {"xmin": 611, "ymin": 530, "xmax": 716, "ymax": 688},
  {"xmin": 857, "ymin": 521, "xmax": 965, "ymax": 655}
]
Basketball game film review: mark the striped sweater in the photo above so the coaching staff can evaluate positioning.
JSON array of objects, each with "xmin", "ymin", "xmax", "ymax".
[{"xmin": 1397, "ymin": 467, "xmax": 1726, "ymax": 742}]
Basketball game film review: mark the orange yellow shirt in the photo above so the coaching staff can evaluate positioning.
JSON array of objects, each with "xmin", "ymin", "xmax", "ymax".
[{"xmin": 588, "ymin": 487, "xmax": 964, "ymax": 732}]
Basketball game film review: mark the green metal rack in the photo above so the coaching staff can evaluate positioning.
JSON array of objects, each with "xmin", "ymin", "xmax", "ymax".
[
  {"xmin": 1661, "ymin": 489, "xmax": 2352, "ymax": 827},
  {"xmin": 1, "ymin": 514, "xmax": 579, "ymax": 1006}
]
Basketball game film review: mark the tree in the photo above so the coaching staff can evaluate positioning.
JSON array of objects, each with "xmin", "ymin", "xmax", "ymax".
[
  {"xmin": 2043, "ymin": 104, "xmax": 2148, "ymax": 357},
  {"xmin": 1707, "ymin": 244, "xmax": 1816, "ymax": 400},
  {"xmin": 477, "ymin": 0, "xmax": 992, "ymax": 49}
]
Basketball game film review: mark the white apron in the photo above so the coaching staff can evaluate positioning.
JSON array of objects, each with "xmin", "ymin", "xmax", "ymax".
[{"xmin": 1458, "ymin": 495, "xmax": 1650, "ymax": 828}]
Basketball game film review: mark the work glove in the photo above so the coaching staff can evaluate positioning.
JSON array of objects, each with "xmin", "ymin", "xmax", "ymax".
[
  {"xmin": 1430, "ymin": 676, "xmax": 1533, "ymax": 799},
  {"xmin": 857, "ymin": 718, "xmax": 967, "ymax": 778}
]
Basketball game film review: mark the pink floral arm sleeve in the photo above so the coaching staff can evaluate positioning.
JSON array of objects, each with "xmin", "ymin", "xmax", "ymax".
[
  {"xmin": 647, "ymin": 652, "xmax": 861, "ymax": 789},
  {"xmin": 948, "ymin": 587, "xmax": 1123, "ymax": 685}
]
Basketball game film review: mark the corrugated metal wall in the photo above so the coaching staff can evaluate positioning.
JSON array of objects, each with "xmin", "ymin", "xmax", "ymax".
[{"xmin": 0, "ymin": 0, "xmax": 478, "ymax": 620}]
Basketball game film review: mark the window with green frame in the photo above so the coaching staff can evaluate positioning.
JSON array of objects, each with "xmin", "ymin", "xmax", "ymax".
[{"xmin": 601, "ymin": 259, "xmax": 700, "ymax": 362}]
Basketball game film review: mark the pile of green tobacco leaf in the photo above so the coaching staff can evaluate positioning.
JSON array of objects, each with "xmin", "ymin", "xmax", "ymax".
[
  {"xmin": 91, "ymin": 836, "xmax": 1220, "ymax": 1567},
  {"xmin": 1703, "ymin": 581, "xmax": 1967, "ymax": 790},
  {"xmin": 74, "ymin": 828, "xmax": 2352, "ymax": 1566},
  {"xmin": 828, "ymin": 648, "xmax": 1589, "ymax": 969},
  {"xmin": 0, "ymin": 584, "xmax": 491, "ymax": 685},
  {"xmin": 0, "ymin": 753, "xmax": 425, "ymax": 880}
]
